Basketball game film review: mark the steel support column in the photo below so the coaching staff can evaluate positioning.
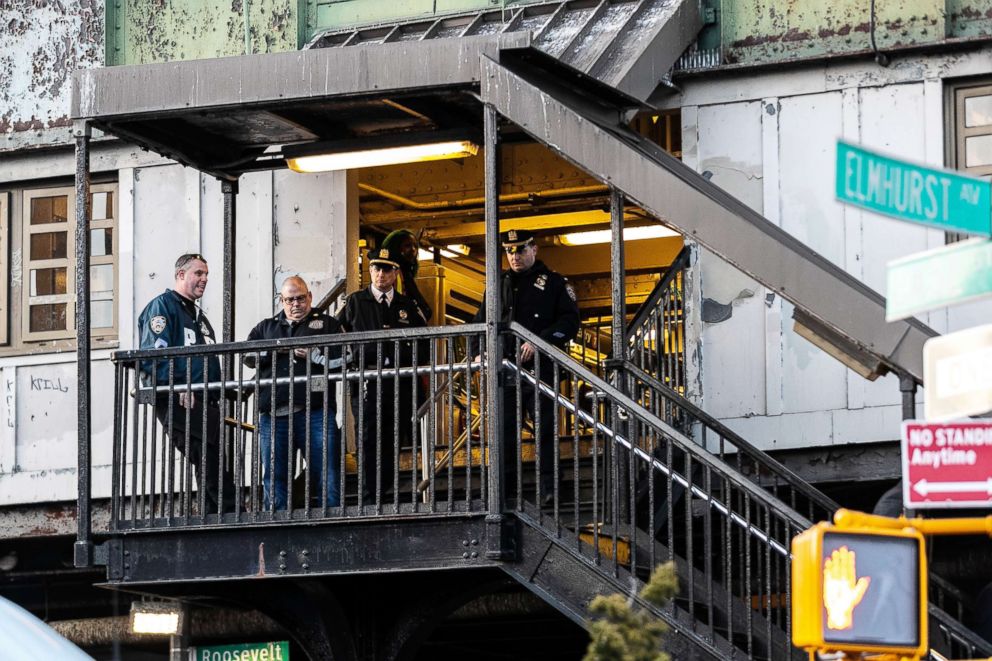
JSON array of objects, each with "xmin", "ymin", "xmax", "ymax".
[
  {"xmin": 222, "ymin": 180, "xmax": 238, "ymax": 343},
  {"xmin": 74, "ymin": 121, "xmax": 93, "ymax": 568},
  {"xmin": 609, "ymin": 188, "xmax": 627, "ymax": 371},
  {"xmin": 483, "ymin": 104, "xmax": 507, "ymax": 560},
  {"xmin": 900, "ymin": 372, "xmax": 917, "ymax": 420}
]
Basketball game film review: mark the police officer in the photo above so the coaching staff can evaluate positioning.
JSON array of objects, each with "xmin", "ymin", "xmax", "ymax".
[
  {"xmin": 245, "ymin": 276, "xmax": 344, "ymax": 510},
  {"xmin": 472, "ymin": 230, "xmax": 580, "ymax": 504},
  {"xmin": 138, "ymin": 253, "xmax": 235, "ymax": 515},
  {"xmin": 338, "ymin": 248, "xmax": 427, "ymax": 502}
]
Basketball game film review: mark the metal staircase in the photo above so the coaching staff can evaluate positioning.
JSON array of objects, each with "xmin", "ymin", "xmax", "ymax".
[{"xmin": 498, "ymin": 323, "xmax": 992, "ymax": 658}]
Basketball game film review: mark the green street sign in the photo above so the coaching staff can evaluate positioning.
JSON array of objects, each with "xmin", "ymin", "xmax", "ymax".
[
  {"xmin": 886, "ymin": 238, "xmax": 992, "ymax": 321},
  {"xmin": 192, "ymin": 641, "xmax": 289, "ymax": 661},
  {"xmin": 836, "ymin": 141, "xmax": 991, "ymax": 236}
]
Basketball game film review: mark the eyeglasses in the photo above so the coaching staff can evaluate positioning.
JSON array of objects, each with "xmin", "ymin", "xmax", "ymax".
[
  {"xmin": 282, "ymin": 294, "xmax": 309, "ymax": 304},
  {"xmin": 503, "ymin": 244, "xmax": 532, "ymax": 255}
]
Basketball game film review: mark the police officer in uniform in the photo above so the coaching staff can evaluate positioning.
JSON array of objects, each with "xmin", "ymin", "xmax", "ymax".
[
  {"xmin": 245, "ymin": 276, "xmax": 344, "ymax": 510},
  {"xmin": 338, "ymin": 248, "xmax": 427, "ymax": 502},
  {"xmin": 138, "ymin": 253, "xmax": 235, "ymax": 515},
  {"xmin": 472, "ymin": 230, "xmax": 580, "ymax": 504}
]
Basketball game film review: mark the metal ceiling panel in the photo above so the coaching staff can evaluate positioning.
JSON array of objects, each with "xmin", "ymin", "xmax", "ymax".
[
  {"xmin": 72, "ymin": 32, "xmax": 529, "ymax": 122},
  {"xmin": 307, "ymin": 0, "xmax": 703, "ymax": 104},
  {"xmin": 481, "ymin": 55, "xmax": 934, "ymax": 381}
]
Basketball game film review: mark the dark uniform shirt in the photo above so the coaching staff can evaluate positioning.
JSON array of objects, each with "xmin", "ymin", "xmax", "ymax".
[
  {"xmin": 337, "ymin": 288, "xmax": 427, "ymax": 366},
  {"xmin": 138, "ymin": 289, "xmax": 220, "ymax": 387},
  {"xmin": 245, "ymin": 309, "xmax": 343, "ymax": 415},
  {"xmin": 472, "ymin": 260, "xmax": 581, "ymax": 357}
]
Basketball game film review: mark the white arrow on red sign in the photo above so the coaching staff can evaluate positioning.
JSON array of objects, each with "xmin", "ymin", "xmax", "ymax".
[
  {"xmin": 912, "ymin": 478, "xmax": 992, "ymax": 497},
  {"xmin": 901, "ymin": 420, "xmax": 992, "ymax": 509}
]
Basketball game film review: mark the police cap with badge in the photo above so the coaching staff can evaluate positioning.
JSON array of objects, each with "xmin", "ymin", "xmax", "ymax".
[
  {"xmin": 368, "ymin": 248, "xmax": 400, "ymax": 269},
  {"xmin": 500, "ymin": 229, "xmax": 536, "ymax": 251}
]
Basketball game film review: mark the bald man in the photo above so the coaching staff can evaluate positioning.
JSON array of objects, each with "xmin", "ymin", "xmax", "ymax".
[{"xmin": 246, "ymin": 276, "xmax": 343, "ymax": 510}]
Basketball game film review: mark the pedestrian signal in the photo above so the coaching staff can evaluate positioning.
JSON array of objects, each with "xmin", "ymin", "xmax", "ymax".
[{"xmin": 791, "ymin": 523, "xmax": 927, "ymax": 657}]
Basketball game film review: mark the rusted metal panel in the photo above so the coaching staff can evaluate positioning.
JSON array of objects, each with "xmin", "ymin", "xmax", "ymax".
[
  {"xmin": 721, "ymin": 0, "xmax": 946, "ymax": 66},
  {"xmin": 0, "ymin": 0, "xmax": 104, "ymax": 152},
  {"xmin": 113, "ymin": 0, "xmax": 298, "ymax": 65},
  {"xmin": 947, "ymin": 0, "xmax": 992, "ymax": 38},
  {"xmin": 309, "ymin": 0, "xmax": 545, "ymax": 34},
  {"xmin": 73, "ymin": 32, "xmax": 529, "ymax": 121}
]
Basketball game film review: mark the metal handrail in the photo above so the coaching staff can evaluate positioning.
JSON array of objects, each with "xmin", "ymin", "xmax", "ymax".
[
  {"xmin": 624, "ymin": 244, "xmax": 690, "ymax": 341},
  {"xmin": 314, "ymin": 277, "xmax": 348, "ymax": 314},
  {"xmin": 507, "ymin": 322, "xmax": 811, "ymax": 539},
  {"xmin": 621, "ymin": 361, "xmax": 837, "ymax": 517}
]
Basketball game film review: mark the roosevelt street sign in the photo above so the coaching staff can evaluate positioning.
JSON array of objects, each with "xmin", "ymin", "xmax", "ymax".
[
  {"xmin": 886, "ymin": 238, "xmax": 992, "ymax": 321},
  {"xmin": 836, "ymin": 141, "xmax": 992, "ymax": 235},
  {"xmin": 902, "ymin": 420, "xmax": 992, "ymax": 509},
  {"xmin": 923, "ymin": 323, "xmax": 992, "ymax": 420}
]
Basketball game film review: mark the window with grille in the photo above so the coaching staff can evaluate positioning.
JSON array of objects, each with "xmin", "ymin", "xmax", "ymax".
[{"xmin": 952, "ymin": 83, "xmax": 992, "ymax": 179}]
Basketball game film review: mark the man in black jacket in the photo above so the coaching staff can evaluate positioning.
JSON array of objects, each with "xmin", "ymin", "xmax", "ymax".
[
  {"xmin": 472, "ymin": 230, "xmax": 581, "ymax": 504},
  {"xmin": 246, "ymin": 276, "xmax": 343, "ymax": 509},
  {"xmin": 338, "ymin": 248, "xmax": 427, "ymax": 502}
]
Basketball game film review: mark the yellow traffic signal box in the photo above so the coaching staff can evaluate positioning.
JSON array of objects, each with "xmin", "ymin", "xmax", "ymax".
[{"xmin": 792, "ymin": 522, "xmax": 927, "ymax": 658}]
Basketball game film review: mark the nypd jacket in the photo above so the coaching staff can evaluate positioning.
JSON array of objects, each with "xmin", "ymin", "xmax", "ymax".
[
  {"xmin": 471, "ymin": 260, "xmax": 580, "ymax": 361},
  {"xmin": 244, "ymin": 309, "xmax": 343, "ymax": 414},
  {"xmin": 337, "ymin": 288, "xmax": 427, "ymax": 367},
  {"xmin": 138, "ymin": 289, "xmax": 220, "ymax": 388}
]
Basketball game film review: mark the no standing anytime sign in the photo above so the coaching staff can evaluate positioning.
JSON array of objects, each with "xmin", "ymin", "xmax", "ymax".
[{"xmin": 901, "ymin": 421, "xmax": 992, "ymax": 509}]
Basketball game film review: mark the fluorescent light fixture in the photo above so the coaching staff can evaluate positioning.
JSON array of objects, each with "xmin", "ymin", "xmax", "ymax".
[
  {"xmin": 130, "ymin": 601, "xmax": 184, "ymax": 635},
  {"xmin": 558, "ymin": 224, "xmax": 680, "ymax": 246},
  {"xmin": 445, "ymin": 244, "xmax": 471, "ymax": 256},
  {"xmin": 285, "ymin": 131, "xmax": 479, "ymax": 173},
  {"xmin": 418, "ymin": 247, "xmax": 460, "ymax": 261}
]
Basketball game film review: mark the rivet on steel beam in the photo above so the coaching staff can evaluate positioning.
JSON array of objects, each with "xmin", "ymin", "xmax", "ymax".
[
  {"xmin": 462, "ymin": 552, "xmax": 469, "ymax": 559},
  {"xmin": 461, "ymin": 540, "xmax": 469, "ymax": 547},
  {"xmin": 279, "ymin": 550, "xmax": 287, "ymax": 557}
]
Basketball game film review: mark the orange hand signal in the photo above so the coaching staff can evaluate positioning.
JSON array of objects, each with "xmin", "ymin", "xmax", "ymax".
[{"xmin": 823, "ymin": 546, "xmax": 870, "ymax": 630}]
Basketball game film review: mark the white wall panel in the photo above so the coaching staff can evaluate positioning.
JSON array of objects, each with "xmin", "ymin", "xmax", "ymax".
[
  {"xmin": 132, "ymin": 164, "xmax": 203, "ymax": 329},
  {"xmin": 694, "ymin": 101, "xmax": 767, "ymax": 418},
  {"xmin": 777, "ymin": 92, "xmax": 848, "ymax": 414},
  {"xmin": 272, "ymin": 171, "xmax": 350, "ymax": 302}
]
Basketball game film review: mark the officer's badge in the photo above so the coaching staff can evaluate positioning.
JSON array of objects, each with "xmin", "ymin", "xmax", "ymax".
[
  {"xmin": 508, "ymin": 230, "xmax": 518, "ymax": 242},
  {"xmin": 398, "ymin": 309, "xmax": 408, "ymax": 321},
  {"xmin": 149, "ymin": 316, "xmax": 167, "ymax": 334},
  {"xmin": 309, "ymin": 319, "xmax": 324, "ymax": 330},
  {"xmin": 381, "ymin": 249, "xmax": 390, "ymax": 259},
  {"xmin": 534, "ymin": 274, "xmax": 547, "ymax": 290},
  {"xmin": 565, "ymin": 281, "xmax": 577, "ymax": 301}
]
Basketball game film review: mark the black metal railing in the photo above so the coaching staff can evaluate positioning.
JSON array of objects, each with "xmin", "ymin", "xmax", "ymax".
[
  {"xmin": 110, "ymin": 324, "xmax": 488, "ymax": 529},
  {"xmin": 625, "ymin": 246, "xmax": 689, "ymax": 393},
  {"xmin": 503, "ymin": 322, "xmax": 802, "ymax": 659}
]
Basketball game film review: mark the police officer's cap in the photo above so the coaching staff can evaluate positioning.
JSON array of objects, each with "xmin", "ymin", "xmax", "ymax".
[
  {"xmin": 368, "ymin": 248, "xmax": 400, "ymax": 269},
  {"xmin": 500, "ymin": 229, "xmax": 536, "ymax": 247}
]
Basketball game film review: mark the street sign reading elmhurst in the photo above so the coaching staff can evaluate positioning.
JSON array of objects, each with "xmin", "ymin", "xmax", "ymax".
[
  {"xmin": 836, "ymin": 141, "xmax": 992, "ymax": 235},
  {"xmin": 886, "ymin": 238, "xmax": 992, "ymax": 321},
  {"xmin": 902, "ymin": 420, "xmax": 992, "ymax": 508},
  {"xmin": 923, "ymin": 323, "xmax": 992, "ymax": 420}
]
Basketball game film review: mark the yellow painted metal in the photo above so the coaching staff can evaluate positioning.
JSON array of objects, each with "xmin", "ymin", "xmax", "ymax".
[
  {"xmin": 792, "ymin": 521, "xmax": 928, "ymax": 659},
  {"xmin": 833, "ymin": 508, "xmax": 992, "ymax": 537}
]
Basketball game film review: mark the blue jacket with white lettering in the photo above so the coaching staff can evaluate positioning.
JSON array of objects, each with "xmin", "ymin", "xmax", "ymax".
[{"xmin": 137, "ymin": 289, "xmax": 220, "ymax": 389}]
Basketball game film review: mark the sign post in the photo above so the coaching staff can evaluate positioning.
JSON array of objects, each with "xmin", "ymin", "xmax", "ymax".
[
  {"xmin": 836, "ymin": 141, "xmax": 992, "ymax": 235},
  {"xmin": 901, "ymin": 420, "xmax": 992, "ymax": 509}
]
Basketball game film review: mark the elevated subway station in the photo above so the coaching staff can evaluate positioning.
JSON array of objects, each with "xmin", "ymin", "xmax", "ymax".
[{"xmin": 62, "ymin": 3, "xmax": 989, "ymax": 659}]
